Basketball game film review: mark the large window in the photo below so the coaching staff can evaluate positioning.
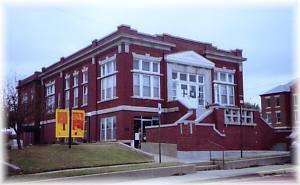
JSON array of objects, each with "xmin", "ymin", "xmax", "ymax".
[
  {"xmin": 100, "ymin": 116, "xmax": 116, "ymax": 141},
  {"xmin": 45, "ymin": 81, "xmax": 55, "ymax": 113},
  {"xmin": 171, "ymin": 72, "xmax": 205, "ymax": 106},
  {"xmin": 132, "ymin": 56, "xmax": 161, "ymax": 99},
  {"xmin": 101, "ymin": 75, "xmax": 116, "ymax": 101},
  {"xmin": 73, "ymin": 71, "xmax": 79, "ymax": 87},
  {"xmin": 100, "ymin": 57, "xmax": 117, "ymax": 101},
  {"xmin": 65, "ymin": 74, "xmax": 70, "ymax": 90},
  {"xmin": 214, "ymin": 70, "xmax": 235, "ymax": 106},
  {"xmin": 133, "ymin": 73, "xmax": 160, "ymax": 98}
]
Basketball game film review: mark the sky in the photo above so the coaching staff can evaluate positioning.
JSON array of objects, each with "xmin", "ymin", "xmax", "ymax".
[{"xmin": 2, "ymin": 1, "xmax": 297, "ymax": 105}]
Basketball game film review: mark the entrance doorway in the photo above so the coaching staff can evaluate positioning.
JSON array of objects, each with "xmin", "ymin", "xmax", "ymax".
[{"xmin": 133, "ymin": 116, "xmax": 159, "ymax": 148}]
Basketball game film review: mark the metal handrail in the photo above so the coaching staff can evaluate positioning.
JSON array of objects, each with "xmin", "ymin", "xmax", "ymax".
[{"xmin": 207, "ymin": 139, "xmax": 225, "ymax": 169}]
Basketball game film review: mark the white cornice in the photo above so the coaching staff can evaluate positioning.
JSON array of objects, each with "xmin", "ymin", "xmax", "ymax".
[
  {"xmin": 132, "ymin": 52, "xmax": 162, "ymax": 62},
  {"xmin": 98, "ymin": 54, "xmax": 117, "ymax": 65}
]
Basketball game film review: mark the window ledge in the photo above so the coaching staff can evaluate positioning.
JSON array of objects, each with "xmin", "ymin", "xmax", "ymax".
[
  {"xmin": 131, "ymin": 70, "xmax": 162, "ymax": 76},
  {"xmin": 81, "ymin": 104, "xmax": 88, "ymax": 107},
  {"xmin": 131, "ymin": 96, "xmax": 163, "ymax": 101},
  {"xmin": 97, "ymin": 71, "xmax": 118, "ymax": 80},
  {"xmin": 82, "ymin": 82, "xmax": 88, "ymax": 85},
  {"xmin": 97, "ymin": 97, "xmax": 118, "ymax": 103},
  {"xmin": 72, "ymin": 106, "xmax": 78, "ymax": 109},
  {"xmin": 73, "ymin": 85, "xmax": 79, "ymax": 88},
  {"xmin": 225, "ymin": 122, "xmax": 257, "ymax": 126},
  {"xmin": 65, "ymin": 88, "xmax": 70, "ymax": 91}
]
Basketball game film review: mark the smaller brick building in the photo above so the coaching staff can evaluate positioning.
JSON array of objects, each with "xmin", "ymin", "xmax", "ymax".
[{"xmin": 260, "ymin": 80, "xmax": 298, "ymax": 129}]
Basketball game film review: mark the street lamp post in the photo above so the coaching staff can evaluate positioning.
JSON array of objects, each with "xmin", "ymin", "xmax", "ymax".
[
  {"xmin": 68, "ymin": 107, "xmax": 72, "ymax": 149},
  {"xmin": 239, "ymin": 99, "xmax": 243, "ymax": 158}
]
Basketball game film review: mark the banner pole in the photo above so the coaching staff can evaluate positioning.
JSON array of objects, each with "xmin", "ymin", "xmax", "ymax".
[{"xmin": 69, "ymin": 108, "xmax": 72, "ymax": 149}]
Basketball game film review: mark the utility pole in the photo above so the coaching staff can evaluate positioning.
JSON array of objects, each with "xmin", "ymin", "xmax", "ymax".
[{"xmin": 158, "ymin": 103, "xmax": 162, "ymax": 164}]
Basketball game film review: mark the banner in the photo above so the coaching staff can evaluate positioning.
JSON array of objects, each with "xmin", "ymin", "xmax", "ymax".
[
  {"xmin": 71, "ymin": 110, "xmax": 85, "ymax": 138},
  {"xmin": 55, "ymin": 109, "xmax": 70, "ymax": 138}
]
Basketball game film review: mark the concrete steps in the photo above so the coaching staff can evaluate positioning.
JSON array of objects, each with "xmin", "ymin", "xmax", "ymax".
[{"xmin": 195, "ymin": 164, "xmax": 219, "ymax": 171}]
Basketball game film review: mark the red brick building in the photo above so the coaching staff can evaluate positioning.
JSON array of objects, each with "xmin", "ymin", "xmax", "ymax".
[
  {"xmin": 260, "ymin": 80, "xmax": 298, "ymax": 130},
  {"xmin": 17, "ymin": 25, "xmax": 290, "ymax": 151}
]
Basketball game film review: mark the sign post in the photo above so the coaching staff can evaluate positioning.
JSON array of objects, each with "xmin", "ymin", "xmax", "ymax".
[
  {"xmin": 68, "ymin": 108, "xmax": 72, "ymax": 149},
  {"xmin": 158, "ymin": 103, "xmax": 162, "ymax": 164}
]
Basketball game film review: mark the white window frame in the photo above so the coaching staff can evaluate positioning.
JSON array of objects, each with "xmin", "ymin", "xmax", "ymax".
[
  {"xmin": 100, "ymin": 116, "xmax": 116, "ymax": 141},
  {"xmin": 171, "ymin": 71, "xmax": 205, "ymax": 106},
  {"xmin": 45, "ymin": 81, "xmax": 55, "ymax": 113},
  {"xmin": 213, "ymin": 70, "xmax": 235, "ymax": 106},
  {"xmin": 132, "ymin": 53, "xmax": 162, "ymax": 100},
  {"xmin": 101, "ymin": 75, "xmax": 116, "ymax": 101},
  {"xmin": 73, "ymin": 71, "xmax": 79, "ymax": 87},
  {"xmin": 265, "ymin": 112, "xmax": 272, "ymax": 124},
  {"xmin": 274, "ymin": 95, "xmax": 280, "ymax": 107},
  {"xmin": 265, "ymin": 96, "xmax": 271, "ymax": 108}
]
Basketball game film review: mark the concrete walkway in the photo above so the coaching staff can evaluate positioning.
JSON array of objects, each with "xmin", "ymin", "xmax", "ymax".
[{"xmin": 116, "ymin": 164, "xmax": 295, "ymax": 184}]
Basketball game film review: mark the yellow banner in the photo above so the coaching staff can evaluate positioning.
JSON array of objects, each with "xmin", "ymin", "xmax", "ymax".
[
  {"xmin": 55, "ymin": 109, "xmax": 70, "ymax": 138},
  {"xmin": 71, "ymin": 110, "xmax": 85, "ymax": 138}
]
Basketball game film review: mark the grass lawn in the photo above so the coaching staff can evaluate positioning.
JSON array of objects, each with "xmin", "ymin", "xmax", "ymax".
[
  {"xmin": 7, "ymin": 162, "xmax": 181, "ymax": 181},
  {"xmin": 7, "ymin": 143, "xmax": 153, "ymax": 174}
]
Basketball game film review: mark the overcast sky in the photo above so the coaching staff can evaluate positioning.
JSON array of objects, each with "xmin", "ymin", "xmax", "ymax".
[{"xmin": 3, "ymin": 1, "xmax": 296, "ymax": 105}]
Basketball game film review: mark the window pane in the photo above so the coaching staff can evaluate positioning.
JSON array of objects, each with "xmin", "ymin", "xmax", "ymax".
[
  {"xmin": 190, "ymin": 85, "xmax": 196, "ymax": 98},
  {"xmin": 220, "ymin": 73, "xmax": 226, "ymax": 81},
  {"xmin": 153, "ymin": 62, "xmax": 159, "ymax": 72},
  {"xmin": 172, "ymin": 72, "xmax": 177, "ymax": 79},
  {"xmin": 189, "ymin": 74, "xmax": 196, "ymax": 82},
  {"xmin": 228, "ymin": 74, "xmax": 234, "ymax": 83},
  {"xmin": 153, "ymin": 76, "xmax": 159, "ymax": 98},
  {"xmin": 142, "ymin": 75, "xmax": 151, "ymax": 97},
  {"xmin": 180, "ymin": 73, "xmax": 187, "ymax": 81},
  {"xmin": 198, "ymin": 75, "xmax": 204, "ymax": 83},
  {"xmin": 133, "ymin": 74, "xmax": 140, "ymax": 96},
  {"xmin": 133, "ymin": 59, "xmax": 139, "ymax": 70},
  {"xmin": 142, "ymin": 61, "xmax": 150, "ymax": 71}
]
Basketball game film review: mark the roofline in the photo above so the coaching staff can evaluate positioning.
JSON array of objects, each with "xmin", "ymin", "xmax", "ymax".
[{"xmin": 260, "ymin": 91, "xmax": 291, "ymax": 96}]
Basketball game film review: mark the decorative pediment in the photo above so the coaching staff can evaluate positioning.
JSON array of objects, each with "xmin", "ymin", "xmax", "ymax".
[{"xmin": 165, "ymin": 51, "xmax": 215, "ymax": 69}]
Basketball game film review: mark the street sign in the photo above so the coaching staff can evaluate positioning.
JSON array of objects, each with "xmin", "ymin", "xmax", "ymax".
[
  {"xmin": 158, "ymin": 103, "xmax": 162, "ymax": 115},
  {"xmin": 55, "ymin": 109, "xmax": 70, "ymax": 138},
  {"xmin": 71, "ymin": 110, "xmax": 85, "ymax": 138}
]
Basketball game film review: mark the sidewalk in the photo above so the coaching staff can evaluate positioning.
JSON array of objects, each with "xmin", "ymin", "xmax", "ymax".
[{"xmin": 121, "ymin": 164, "xmax": 295, "ymax": 184}]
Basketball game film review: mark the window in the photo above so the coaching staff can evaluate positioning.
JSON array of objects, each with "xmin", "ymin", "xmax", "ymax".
[
  {"xmin": 132, "ymin": 55, "xmax": 161, "ymax": 99},
  {"xmin": 153, "ymin": 76, "xmax": 160, "ymax": 98},
  {"xmin": 101, "ymin": 75, "xmax": 116, "ymax": 101},
  {"xmin": 172, "ymin": 71, "xmax": 205, "ymax": 106},
  {"xmin": 198, "ymin": 86, "xmax": 204, "ymax": 106},
  {"xmin": 65, "ymin": 90, "xmax": 70, "ymax": 109},
  {"xmin": 82, "ymin": 85, "xmax": 88, "ymax": 106},
  {"xmin": 266, "ymin": 112, "xmax": 272, "ymax": 124},
  {"xmin": 73, "ymin": 87, "xmax": 78, "ymax": 107},
  {"xmin": 265, "ymin": 97, "xmax": 271, "ymax": 108},
  {"xmin": 82, "ymin": 67, "xmax": 88, "ymax": 84},
  {"xmin": 100, "ymin": 116, "xmax": 116, "ymax": 141},
  {"xmin": 65, "ymin": 74, "xmax": 70, "ymax": 90},
  {"xmin": 180, "ymin": 73, "xmax": 187, "ymax": 81},
  {"xmin": 45, "ymin": 82, "xmax": 55, "ymax": 113},
  {"xmin": 225, "ymin": 109, "xmax": 254, "ymax": 125},
  {"xmin": 101, "ymin": 60, "xmax": 116, "ymax": 77},
  {"xmin": 73, "ymin": 71, "xmax": 78, "ymax": 87},
  {"xmin": 133, "ymin": 57, "xmax": 160, "ymax": 74},
  {"xmin": 275, "ymin": 96, "xmax": 280, "ymax": 107},
  {"xmin": 276, "ymin": 112, "xmax": 281, "ymax": 123},
  {"xmin": 294, "ymin": 111, "xmax": 298, "ymax": 122},
  {"xmin": 214, "ymin": 71, "xmax": 235, "ymax": 106}
]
